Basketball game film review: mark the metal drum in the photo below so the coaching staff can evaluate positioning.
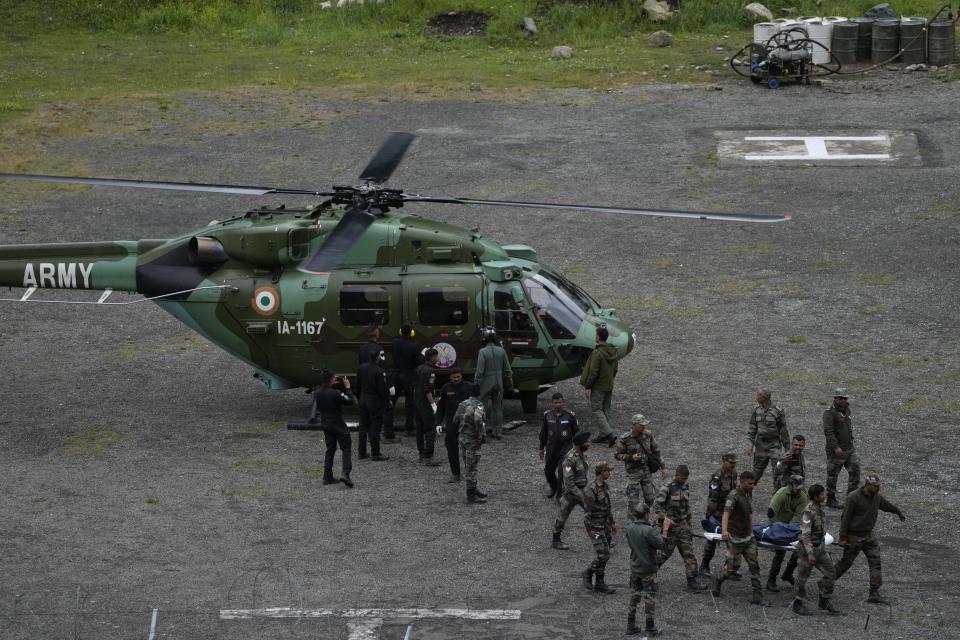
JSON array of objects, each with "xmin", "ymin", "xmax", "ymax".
[
  {"xmin": 899, "ymin": 18, "xmax": 927, "ymax": 65},
  {"xmin": 806, "ymin": 20, "xmax": 834, "ymax": 64},
  {"xmin": 872, "ymin": 19, "xmax": 900, "ymax": 64},
  {"xmin": 754, "ymin": 22, "xmax": 778, "ymax": 45},
  {"xmin": 928, "ymin": 19, "xmax": 956, "ymax": 65},
  {"xmin": 831, "ymin": 21, "xmax": 859, "ymax": 65},
  {"xmin": 852, "ymin": 17, "xmax": 875, "ymax": 61}
]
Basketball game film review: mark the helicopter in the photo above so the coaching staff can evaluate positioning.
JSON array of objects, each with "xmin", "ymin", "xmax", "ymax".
[{"xmin": 0, "ymin": 133, "xmax": 790, "ymax": 413}]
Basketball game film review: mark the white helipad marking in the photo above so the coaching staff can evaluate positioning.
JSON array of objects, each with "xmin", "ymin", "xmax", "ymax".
[
  {"xmin": 19, "ymin": 286, "xmax": 36, "ymax": 301},
  {"xmin": 96, "ymin": 288, "xmax": 114, "ymax": 304},
  {"xmin": 743, "ymin": 135, "xmax": 890, "ymax": 161},
  {"xmin": 219, "ymin": 607, "xmax": 522, "ymax": 620}
]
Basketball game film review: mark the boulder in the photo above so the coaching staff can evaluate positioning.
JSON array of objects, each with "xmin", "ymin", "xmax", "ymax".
[
  {"xmin": 865, "ymin": 3, "xmax": 898, "ymax": 19},
  {"xmin": 551, "ymin": 46, "xmax": 573, "ymax": 59},
  {"xmin": 743, "ymin": 3, "xmax": 774, "ymax": 22},
  {"xmin": 643, "ymin": 0, "xmax": 673, "ymax": 22},
  {"xmin": 523, "ymin": 17, "xmax": 538, "ymax": 34},
  {"xmin": 647, "ymin": 30, "xmax": 673, "ymax": 47}
]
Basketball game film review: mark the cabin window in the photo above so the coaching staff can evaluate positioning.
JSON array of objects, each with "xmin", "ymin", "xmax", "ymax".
[
  {"xmin": 418, "ymin": 286, "xmax": 468, "ymax": 325},
  {"xmin": 494, "ymin": 287, "xmax": 535, "ymax": 335},
  {"xmin": 340, "ymin": 286, "xmax": 390, "ymax": 325}
]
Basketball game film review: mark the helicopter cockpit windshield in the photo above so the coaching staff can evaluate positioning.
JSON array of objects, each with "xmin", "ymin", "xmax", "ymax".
[{"xmin": 522, "ymin": 268, "xmax": 599, "ymax": 340}]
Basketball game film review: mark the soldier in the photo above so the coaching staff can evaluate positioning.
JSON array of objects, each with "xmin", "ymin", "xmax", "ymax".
[
  {"xmin": 614, "ymin": 413, "xmax": 666, "ymax": 516},
  {"xmin": 774, "ymin": 434, "xmax": 807, "ymax": 490},
  {"xmin": 357, "ymin": 324, "xmax": 382, "ymax": 367},
  {"xmin": 654, "ymin": 465, "xmax": 707, "ymax": 592},
  {"xmin": 580, "ymin": 326, "xmax": 619, "ymax": 447},
  {"xmin": 626, "ymin": 502, "xmax": 667, "ymax": 637},
  {"xmin": 699, "ymin": 451, "xmax": 738, "ymax": 578},
  {"xmin": 765, "ymin": 475, "xmax": 805, "ymax": 592},
  {"xmin": 711, "ymin": 470, "xmax": 768, "ymax": 606},
  {"xmin": 387, "ymin": 323, "xmax": 423, "ymax": 440},
  {"xmin": 435, "ymin": 369, "xmax": 475, "ymax": 483},
  {"xmin": 835, "ymin": 474, "xmax": 906, "ymax": 604},
  {"xmin": 823, "ymin": 388, "xmax": 860, "ymax": 509},
  {"xmin": 746, "ymin": 387, "xmax": 789, "ymax": 485},
  {"xmin": 414, "ymin": 348, "xmax": 442, "ymax": 466},
  {"xmin": 582, "ymin": 461, "xmax": 617, "ymax": 594},
  {"xmin": 474, "ymin": 326, "xmax": 513, "ymax": 439},
  {"xmin": 552, "ymin": 430, "xmax": 591, "ymax": 550},
  {"xmin": 310, "ymin": 370, "xmax": 355, "ymax": 488},
  {"xmin": 538, "ymin": 392, "xmax": 578, "ymax": 499},
  {"xmin": 355, "ymin": 349, "xmax": 391, "ymax": 461},
  {"xmin": 792, "ymin": 484, "xmax": 840, "ymax": 616},
  {"xmin": 454, "ymin": 386, "xmax": 488, "ymax": 504}
]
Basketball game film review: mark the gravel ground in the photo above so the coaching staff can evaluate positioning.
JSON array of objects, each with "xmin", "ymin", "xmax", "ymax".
[{"xmin": 1, "ymin": 70, "xmax": 958, "ymax": 639}]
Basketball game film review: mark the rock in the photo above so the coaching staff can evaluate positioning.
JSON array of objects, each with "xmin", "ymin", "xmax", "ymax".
[
  {"xmin": 643, "ymin": 0, "xmax": 673, "ymax": 22},
  {"xmin": 929, "ymin": 65, "xmax": 938, "ymax": 72},
  {"xmin": 647, "ymin": 30, "xmax": 673, "ymax": 47},
  {"xmin": 865, "ymin": 3, "xmax": 897, "ymax": 19},
  {"xmin": 780, "ymin": 7, "xmax": 797, "ymax": 16},
  {"xmin": 904, "ymin": 64, "xmax": 916, "ymax": 73},
  {"xmin": 523, "ymin": 17, "xmax": 537, "ymax": 34},
  {"xmin": 551, "ymin": 46, "xmax": 573, "ymax": 59},
  {"xmin": 661, "ymin": 64, "xmax": 670, "ymax": 70},
  {"xmin": 743, "ymin": 3, "xmax": 774, "ymax": 22},
  {"xmin": 320, "ymin": 0, "xmax": 331, "ymax": 7}
]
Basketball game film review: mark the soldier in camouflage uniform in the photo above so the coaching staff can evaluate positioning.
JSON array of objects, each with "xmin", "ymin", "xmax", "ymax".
[
  {"xmin": 626, "ymin": 502, "xmax": 667, "ymax": 636},
  {"xmin": 614, "ymin": 413, "xmax": 666, "ymax": 517},
  {"xmin": 765, "ymin": 474, "xmax": 806, "ymax": 592},
  {"xmin": 654, "ymin": 465, "xmax": 707, "ymax": 592},
  {"xmin": 699, "ymin": 451, "xmax": 738, "ymax": 578},
  {"xmin": 552, "ymin": 431, "xmax": 591, "ymax": 550},
  {"xmin": 582, "ymin": 461, "xmax": 617, "ymax": 594},
  {"xmin": 823, "ymin": 388, "xmax": 860, "ymax": 509},
  {"xmin": 792, "ymin": 483, "xmax": 840, "ymax": 616},
  {"xmin": 712, "ymin": 470, "xmax": 768, "ymax": 606},
  {"xmin": 835, "ymin": 474, "xmax": 906, "ymax": 604},
  {"xmin": 774, "ymin": 434, "xmax": 807, "ymax": 490},
  {"xmin": 747, "ymin": 387, "xmax": 789, "ymax": 485},
  {"xmin": 455, "ymin": 385, "xmax": 487, "ymax": 504}
]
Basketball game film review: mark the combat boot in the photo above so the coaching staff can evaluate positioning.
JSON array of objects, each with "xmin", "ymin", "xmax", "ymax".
[
  {"xmin": 819, "ymin": 596, "xmax": 841, "ymax": 615},
  {"xmin": 781, "ymin": 571, "xmax": 795, "ymax": 586},
  {"xmin": 698, "ymin": 560, "xmax": 712, "ymax": 578},
  {"xmin": 766, "ymin": 576, "xmax": 780, "ymax": 592},
  {"xmin": 751, "ymin": 590, "xmax": 770, "ymax": 607},
  {"xmin": 686, "ymin": 576, "xmax": 707, "ymax": 592},
  {"xmin": 711, "ymin": 574, "xmax": 724, "ymax": 597},
  {"xmin": 594, "ymin": 573, "xmax": 615, "ymax": 594},
  {"xmin": 582, "ymin": 568, "xmax": 594, "ymax": 592},
  {"xmin": 551, "ymin": 534, "xmax": 569, "ymax": 550},
  {"xmin": 446, "ymin": 474, "xmax": 461, "ymax": 483},
  {"xmin": 322, "ymin": 476, "xmax": 337, "ymax": 485},
  {"xmin": 422, "ymin": 456, "xmax": 442, "ymax": 467},
  {"xmin": 792, "ymin": 598, "xmax": 813, "ymax": 616},
  {"xmin": 466, "ymin": 488, "xmax": 486, "ymax": 504},
  {"xmin": 867, "ymin": 587, "xmax": 890, "ymax": 604},
  {"xmin": 626, "ymin": 612, "xmax": 639, "ymax": 635},
  {"xmin": 826, "ymin": 494, "xmax": 841, "ymax": 509},
  {"xmin": 645, "ymin": 618, "xmax": 660, "ymax": 637},
  {"xmin": 474, "ymin": 488, "xmax": 488, "ymax": 499}
]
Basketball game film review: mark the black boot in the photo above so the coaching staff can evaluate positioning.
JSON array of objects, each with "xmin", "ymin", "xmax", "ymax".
[
  {"xmin": 594, "ymin": 572, "xmax": 615, "ymax": 594},
  {"xmin": 792, "ymin": 598, "xmax": 813, "ymax": 616},
  {"xmin": 766, "ymin": 576, "xmax": 780, "ymax": 592},
  {"xmin": 751, "ymin": 589, "xmax": 770, "ymax": 607},
  {"xmin": 687, "ymin": 576, "xmax": 707, "ymax": 592},
  {"xmin": 867, "ymin": 587, "xmax": 890, "ymax": 604},
  {"xmin": 322, "ymin": 476, "xmax": 337, "ymax": 485},
  {"xmin": 474, "ymin": 488, "xmax": 488, "ymax": 499},
  {"xmin": 826, "ymin": 494, "xmax": 841, "ymax": 509},
  {"xmin": 781, "ymin": 572, "xmax": 795, "ymax": 586},
  {"xmin": 699, "ymin": 559, "xmax": 712, "ymax": 578},
  {"xmin": 551, "ymin": 533, "xmax": 569, "ymax": 550},
  {"xmin": 645, "ymin": 618, "xmax": 660, "ymax": 636},
  {"xmin": 819, "ymin": 596, "xmax": 841, "ymax": 615},
  {"xmin": 582, "ymin": 568, "xmax": 594, "ymax": 591},
  {"xmin": 339, "ymin": 474, "xmax": 354, "ymax": 488},
  {"xmin": 466, "ymin": 488, "xmax": 486, "ymax": 504},
  {"xmin": 626, "ymin": 612, "xmax": 640, "ymax": 635}
]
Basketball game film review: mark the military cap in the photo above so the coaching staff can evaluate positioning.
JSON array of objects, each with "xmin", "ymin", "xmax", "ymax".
[
  {"xmin": 788, "ymin": 474, "xmax": 804, "ymax": 486},
  {"xmin": 573, "ymin": 431, "xmax": 591, "ymax": 445},
  {"xmin": 594, "ymin": 461, "xmax": 611, "ymax": 475},
  {"xmin": 722, "ymin": 451, "xmax": 738, "ymax": 462},
  {"xmin": 631, "ymin": 413, "xmax": 650, "ymax": 426},
  {"xmin": 834, "ymin": 387, "xmax": 849, "ymax": 398},
  {"xmin": 865, "ymin": 474, "xmax": 882, "ymax": 486}
]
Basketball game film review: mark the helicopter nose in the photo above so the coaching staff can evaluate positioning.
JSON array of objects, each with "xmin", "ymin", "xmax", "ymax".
[{"xmin": 627, "ymin": 331, "xmax": 635, "ymax": 355}]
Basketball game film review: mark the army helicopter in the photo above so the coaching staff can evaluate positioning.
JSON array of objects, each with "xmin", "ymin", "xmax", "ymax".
[{"xmin": 0, "ymin": 133, "xmax": 789, "ymax": 413}]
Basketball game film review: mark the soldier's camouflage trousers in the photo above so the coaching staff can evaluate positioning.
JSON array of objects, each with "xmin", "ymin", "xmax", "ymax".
[
  {"xmin": 629, "ymin": 572, "xmax": 657, "ymax": 618},
  {"xmin": 752, "ymin": 447, "xmax": 780, "ymax": 484},
  {"xmin": 720, "ymin": 538, "xmax": 762, "ymax": 591},
  {"xmin": 657, "ymin": 525, "xmax": 699, "ymax": 578},
  {"xmin": 625, "ymin": 474, "xmax": 657, "ymax": 515},
  {"xmin": 460, "ymin": 443, "xmax": 481, "ymax": 491},
  {"xmin": 835, "ymin": 533, "xmax": 882, "ymax": 588},
  {"xmin": 826, "ymin": 449, "xmax": 861, "ymax": 498},
  {"xmin": 795, "ymin": 545, "xmax": 835, "ymax": 603},
  {"xmin": 553, "ymin": 491, "xmax": 585, "ymax": 536},
  {"xmin": 587, "ymin": 526, "xmax": 611, "ymax": 573}
]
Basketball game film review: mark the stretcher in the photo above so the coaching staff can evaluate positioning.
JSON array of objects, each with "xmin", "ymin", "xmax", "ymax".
[{"xmin": 701, "ymin": 530, "xmax": 834, "ymax": 551}]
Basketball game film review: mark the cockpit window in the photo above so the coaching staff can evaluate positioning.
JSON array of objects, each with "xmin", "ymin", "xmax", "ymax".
[
  {"xmin": 523, "ymin": 272, "xmax": 587, "ymax": 340},
  {"xmin": 536, "ymin": 269, "xmax": 598, "ymax": 313}
]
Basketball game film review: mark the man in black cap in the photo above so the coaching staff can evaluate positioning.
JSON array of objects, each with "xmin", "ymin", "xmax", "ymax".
[
  {"xmin": 355, "ymin": 349, "xmax": 391, "ymax": 461},
  {"xmin": 310, "ymin": 370, "xmax": 356, "ymax": 488},
  {"xmin": 552, "ymin": 430, "xmax": 591, "ymax": 550},
  {"xmin": 414, "ymin": 348, "xmax": 442, "ymax": 466},
  {"xmin": 357, "ymin": 325, "xmax": 382, "ymax": 367},
  {"xmin": 389, "ymin": 323, "xmax": 422, "ymax": 439},
  {"xmin": 435, "ymin": 369, "xmax": 476, "ymax": 482}
]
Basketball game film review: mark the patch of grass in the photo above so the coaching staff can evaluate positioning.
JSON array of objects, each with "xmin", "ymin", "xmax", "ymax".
[
  {"xmin": 707, "ymin": 149, "xmax": 718, "ymax": 166},
  {"xmin": 58, "ymin": 429, "xmax": 126, "ymax": 457},
  {"xmin": 856, "ymin": 272, "xmax": 896, "ymax": 286},
  {"xmin": 229, "ymin": 484, "xmax": 270, "ymax": 498},
  {"xmin": 0, "ymin": 214, "xmax": 15, "ymax": 223},
  {"xmin": 714, "ymin": 278, "xmax": 759, "ymax": 298},
  {"xmin": 786, "ymin": 335, "xmax": 807, "ymax": 345},
  {"xmin": 685, "ymin": 166, "xmax": 700, "ymax": 177},
  {"xmin": 145, "ymin": 496, "xmax": 159, "ymax": 504},
  {"xmin": 913, "ymin": 200, "xmax": 960, "ymax": 221},
  {"xmin": 649, "ymin": 258, "xmax": 674, "ymax": 268},
  {"xmin": 742, "ymin": 177, "xmax": 763, "ymax": 187},
  {"xmin": 857, "ymin": 304, "xmax": 886, "ymax": 316},
  {"xmin": 901, "ymin": 397, "xmax": 960, "ymax": 413},
  {"xmin": 665, "ymin": 307, "xmax": 703, "ymax": 319},
  {"xmin": 768, "ymin": 285, "xmax": 803, "ymax": 296},
  {"xmin": 726, "ymin": 243, "xmax": 773, "ymax": 256},
  {"xmin": 233, "ymin": 458, "xmax": 280, "ymax": 472},
  {"xmin": 301, "ymin": 464, "xmax": 327, "ymax": 480},
  {"xmin": 771, "ymin": 368, "xmax": 821, "ymax": 385},
  {"xmin": 235, "ymin": 420, "xmax": 283, "ymax": 435},
  {"xmin": 871, "ymin": 355, "xmax": 928, "ymax": 367},
  {"xmin": 807, "ymin": 260, "xmax": 837, "ymax": 273},
  {"xmin": 608, "ymin": 296, "xmax": 668, "ymax": 311}
]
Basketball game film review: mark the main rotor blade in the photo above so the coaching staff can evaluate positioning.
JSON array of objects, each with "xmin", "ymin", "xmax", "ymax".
[
  {"xmin": 400, "ymin": 194, "xmax": 792, "ymax": 223},
  {"xmin": 300, "ymin": 207, "xmax": 376, "ymax": 274},
  {"xmin": 0, "ymin": 173, "xmax": 335, "ymax": 197},
  {"xmin": 358, "ymin": 132, "xmax": 416, "ymax": 184}
]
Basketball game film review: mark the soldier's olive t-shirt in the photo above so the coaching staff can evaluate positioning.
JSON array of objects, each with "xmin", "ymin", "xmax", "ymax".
[{"xmin": 724, "ymin": 488, "xmax": 753, "ymax": 538}]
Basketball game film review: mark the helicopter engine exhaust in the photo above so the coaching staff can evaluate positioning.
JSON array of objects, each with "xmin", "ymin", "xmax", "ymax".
[{"xmin": 189, "ymin": 236, "xmax": 229, "ymax": 265}]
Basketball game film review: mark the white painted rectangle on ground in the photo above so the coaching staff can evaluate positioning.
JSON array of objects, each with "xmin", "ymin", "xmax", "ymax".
[
  {"xmin": 219, "ymin": 607, "xmax": 522, "ymax": 620},
  {"xmin": 715, "ymin": 130, "xmax": 920, "ymax": 166}
]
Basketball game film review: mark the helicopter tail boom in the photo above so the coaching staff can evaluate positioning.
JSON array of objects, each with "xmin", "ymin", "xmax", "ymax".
[{"xmin": 0, "ymin": 241, "xmax": 141, "ymax": 292}]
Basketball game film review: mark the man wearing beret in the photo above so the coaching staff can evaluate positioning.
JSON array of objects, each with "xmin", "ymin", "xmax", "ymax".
[{"xmin": 552, "ymin": 430, "xmax": 592, "ymax": 550}]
